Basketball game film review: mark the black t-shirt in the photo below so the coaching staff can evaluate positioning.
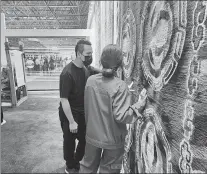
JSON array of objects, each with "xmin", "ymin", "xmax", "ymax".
[{"xmin": 59, "ymin": 62, "xmax": 89, "ymax": 121}]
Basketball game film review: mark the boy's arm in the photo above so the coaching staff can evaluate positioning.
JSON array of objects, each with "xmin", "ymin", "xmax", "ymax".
[{"xmin": 113, "ymin": 83, "xmax": 147, "ymax": 124}]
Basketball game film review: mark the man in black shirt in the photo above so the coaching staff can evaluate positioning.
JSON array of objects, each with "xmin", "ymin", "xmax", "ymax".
[{"xmin": 59, "ymin": 39, "xmax": 100, "ymax": 173}]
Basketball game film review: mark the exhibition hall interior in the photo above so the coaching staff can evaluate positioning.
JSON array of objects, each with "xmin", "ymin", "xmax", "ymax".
[{"xmin": 1, "ymin": 1, "xmax": 207, "ymax": 173}]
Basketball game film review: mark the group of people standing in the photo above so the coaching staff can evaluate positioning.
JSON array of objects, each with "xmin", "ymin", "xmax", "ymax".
[
  {"xmin": 59, "ymin": 39, "xmax": 147, "ymax": 173},
  {"xmin": 26, "ymin": 56, "xmax": 57, "ymax": 73}
]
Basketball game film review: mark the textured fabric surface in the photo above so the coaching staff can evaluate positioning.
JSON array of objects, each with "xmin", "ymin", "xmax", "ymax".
[
  {"xmin": 88, "ymin": 1, "xmax": 207, "ymax": 173},
  {"xmin": 120, "ymin": 1, "xmax": 207, "ymax": 173}
]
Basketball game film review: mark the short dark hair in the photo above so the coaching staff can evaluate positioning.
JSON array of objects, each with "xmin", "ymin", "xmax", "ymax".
[{"xmin": 75, "ymin": 39, "xmax": 92, "ymax": 57}]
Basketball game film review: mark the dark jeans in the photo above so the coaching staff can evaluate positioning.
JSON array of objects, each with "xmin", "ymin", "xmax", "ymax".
[{"xmin": 59, "ymin": 110, "xmax": 86, "ymax": 168}]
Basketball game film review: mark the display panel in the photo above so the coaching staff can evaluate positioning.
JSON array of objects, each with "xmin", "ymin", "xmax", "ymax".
[{"xmin": 9, "ymin": 50, "xmax": 25, "ymax": 87}]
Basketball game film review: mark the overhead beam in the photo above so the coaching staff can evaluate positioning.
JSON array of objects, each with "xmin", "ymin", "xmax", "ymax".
[
  {"xmin": 7, "ymin": 25, "xmax": 80, "ymax": 28},
  {"xmin": 2, "ymin": 5, "xmax": 78, "ymax": 7},
  {"xmin": 77, "ymin": 1, "xmax": 81, "ymax": 27},
  {"xmin": 6, "ymin": 17, "xmax": 79, "ymax": 20},
  {"xmin": 5, "ymin": 29, "xmax": 92, "ymax": 37},
  {"xmin": 3, "ymin": 9, "xmax": 82, "ymax": 12},
  {"xmin": 15, "ymin": 6, "xmax": 29, "ymax": 17},
  {"xmin": 24, "ymin": 47, "xmax": 75, "ymax": 50},
  {"xmin": 6, "ymin": 19, "xmax": 79, "ymax": 22},
  {"xmin": 6, "ymin": 16, "xmax": 84, "ymax": 20},
  {"xmin": 4, "ymin": 14, "xmax": 88, "ymax": 17},
  {"xmin": 6, "ymin": 21, "xmax": 80, "ymax": 25},
  {"xmin": 6, "ymin": 26, "xmax": 81, "ymax": 29},
  {"xmin": 44, "ymin": 0, "xmax": 61, "ymax": 28}
]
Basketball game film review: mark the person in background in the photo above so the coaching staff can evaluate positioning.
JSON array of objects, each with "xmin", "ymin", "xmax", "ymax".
[
  {"xmin": 40, "ymin": 57, "xmax": 44, "ymax": 72},
  {"xmin": 80, "ymin": 44, "xmax": 147, "ymax": 173},
  {"xmin": 35, "ymin": 57, "xmax": 41, "ymax": 72},
  {"xmin": 26, "ymin": 58, "xmax": 34, "ymax": 76},
  {"xmin": 1, "ymin": 106, "xmax": 5, "ymax": 125},
  {"xmin": 49, "ymin": 57, "xmax": 55, "ymax": 76},
  {"xmin": 59, "ymin": 39, "xmax": 101, "ymax": 174},
  {"xmin": 43, "ymin": 57, "xmax": 49, "ymax": 74},
  {"xmin": 49, "ymin": 56, "xmax": 55, "ymax": 71}
]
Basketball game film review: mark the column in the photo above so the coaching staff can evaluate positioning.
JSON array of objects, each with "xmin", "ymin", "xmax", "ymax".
[{"xmin": 1, "ymin": 13, "xmax": 7, "ymax": 66}]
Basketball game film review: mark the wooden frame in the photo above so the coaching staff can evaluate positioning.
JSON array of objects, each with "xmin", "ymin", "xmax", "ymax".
[{"xmin": 2, "ymin": 42, "xmax": 28, "ymax": 107}]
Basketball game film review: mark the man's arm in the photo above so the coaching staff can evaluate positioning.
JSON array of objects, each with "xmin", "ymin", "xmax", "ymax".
[
  {"xmin": 87, "ymin": 65, "xmax": 102, "ymax": 75},
  {"xmin": 60, "ymin": 73, "xmax": 77, "ymax": 133},
  {"xmin": 61, "ymin": 98, "xmax": 75, "ymax": 124}
]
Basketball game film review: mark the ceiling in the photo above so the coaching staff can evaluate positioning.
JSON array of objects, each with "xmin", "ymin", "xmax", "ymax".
[{"xmin": 1, "ymin": 1, "xmax": 90, "ymax": 29}]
